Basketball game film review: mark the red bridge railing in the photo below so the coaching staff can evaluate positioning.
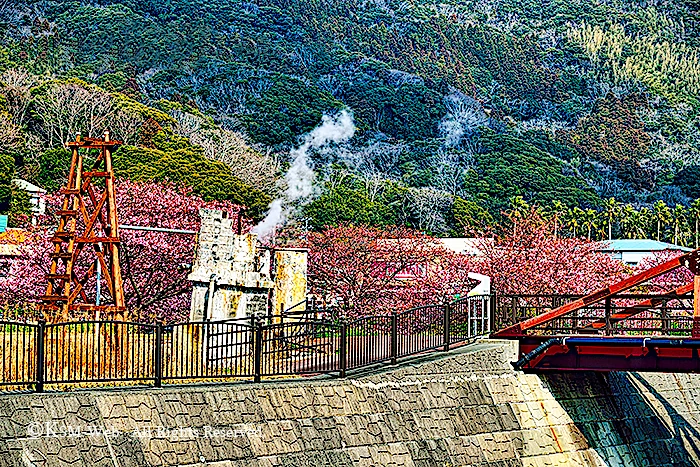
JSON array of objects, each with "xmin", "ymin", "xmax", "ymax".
[
  {"xmin": 494, "ymin": 249, "xmax": 700, "ymax": 339},
  {"xmin": 493, "ymin": 249, "xmax": 700, "ymax": 373}
]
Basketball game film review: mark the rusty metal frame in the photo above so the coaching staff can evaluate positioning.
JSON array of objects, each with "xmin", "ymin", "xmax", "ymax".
[{"xmin": 40, "ymin": 132, "xmax": 126, "ymax": 321}]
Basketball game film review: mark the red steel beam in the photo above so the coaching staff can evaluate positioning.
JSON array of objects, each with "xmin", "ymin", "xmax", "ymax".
[
  {"xmin": 517, "ymin": 339, "xmax": 700, "ymax": 373},
  {"xmin": 584, "ymin": 282, "xmax": 694, "ymax": 330},
  {"xmin": 494, "ymin": 250, "xmax": 700, "ymax": 337}
]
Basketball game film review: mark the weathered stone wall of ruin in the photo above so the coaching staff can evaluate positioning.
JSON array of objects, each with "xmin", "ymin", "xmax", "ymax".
[{"xmin": 1, "ymin": 341, "xmax": 699, "ymax": 466}]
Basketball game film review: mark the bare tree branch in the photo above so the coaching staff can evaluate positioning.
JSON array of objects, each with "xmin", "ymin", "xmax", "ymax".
[
  {"xmin": 172, "ymin": 110, "xmax": 279, "ymax": 192},
  {"xmin": 33, "ymin": 83, "xmax": 115, "ymax": 146}
]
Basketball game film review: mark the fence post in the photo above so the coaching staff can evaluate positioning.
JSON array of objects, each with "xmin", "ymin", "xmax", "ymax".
[
  {"xmin": 443, "ymin": 304, "xmax": 450, "ymax": 351},
  {"xmin": 489, "ymin": 292, "xmax": 496, "ymax": 334},
  {"xmin": 35, "ymin": 320, "xmax": 45, "ymax": 393},
  {"xmin": 339, "ymin": 321, "xmax": 347, "ymax": 378},
  {"xmin": 604, "ymin": 297, "xmax": 612, "ymax": 336},
  {"xmin": 254, "ymin": 317, "xmax": 263, "ymax": 383},
  {"xmin": 390, "ymin": 312, "xmax": 398, "ymax": 364},
  {"xmin": 154, "ymin": 322, "xmax": 163, "ymax": 388}
]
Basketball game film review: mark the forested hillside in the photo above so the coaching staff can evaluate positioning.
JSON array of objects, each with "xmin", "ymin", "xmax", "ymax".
[{"xmin": 3, "ymin": 0, "xmax": 700, "ymax": 240}]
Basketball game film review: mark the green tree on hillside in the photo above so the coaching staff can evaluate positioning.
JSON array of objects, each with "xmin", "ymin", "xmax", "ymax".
[
  {"xmin": 690, "ymin": 199, "xmax": 700, "ymax": 247},
  {"xmin": 560, "ymin": 93, "xmax": 652, "ymax": 188},
  {"xmin": 581, "ymin": 208, "xmax": 598, "ymax": 241},
  {"xmin": 0, "ymin": 153, "xmax": 31, "ymax": 226},
  {"xmin": 671, "ymin": 204, "xmax": 687, "ymax": 245},
  {"xmin": 544, "ymin": 200, "xmax": 568, "ymax": 239},
  {"xmin": 0, "ymin": 153, "xmax": 12, "ymax": 212},
  {"xmin": 465, "ymin": 134, "xmax": 600, "ymax": 216},
  {"xmin": 449, "ymin": 198, "xmax": 493, "ymax": 235},
  {"xmin": 113, "ymin": 131, "xmax": 271, "ymax": 218}
]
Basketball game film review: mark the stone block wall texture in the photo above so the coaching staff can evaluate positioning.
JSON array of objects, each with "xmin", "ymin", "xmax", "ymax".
[{"xmin": 1, "ymin": 340, "xmax": 699, "ymax": 466}]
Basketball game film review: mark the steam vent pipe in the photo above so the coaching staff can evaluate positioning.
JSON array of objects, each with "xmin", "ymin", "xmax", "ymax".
[{"xmin": 512, "ymin": 338, "xmax": 561, "ymax": 370}]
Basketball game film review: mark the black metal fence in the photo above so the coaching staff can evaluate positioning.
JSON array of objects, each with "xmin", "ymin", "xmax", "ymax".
[{"xmin": 0, "ymin": 295, "xmax": 492, "ymax": 392}]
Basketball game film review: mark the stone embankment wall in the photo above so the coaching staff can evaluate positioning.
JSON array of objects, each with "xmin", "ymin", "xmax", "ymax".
[{"xmin": 1, "ymin": 340, "xmax": 699, "ymax": 467}]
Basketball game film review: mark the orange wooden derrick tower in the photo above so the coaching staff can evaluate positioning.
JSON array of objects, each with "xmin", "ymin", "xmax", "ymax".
[{"xmin": 40, "ymin": 131, "xmax": 126, "ymax": 321}]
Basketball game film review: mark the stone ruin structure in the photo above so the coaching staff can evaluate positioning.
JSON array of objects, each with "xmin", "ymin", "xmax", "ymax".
[{"xmin": 188, "ymin": 209, "xmax": 307, "ymax": 322}]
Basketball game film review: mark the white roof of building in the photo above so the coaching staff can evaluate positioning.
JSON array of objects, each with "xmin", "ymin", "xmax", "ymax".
[
  {"xmin": 378, "ymin": 237, "xmax": 492, "ymax": 256},
  {"xmin": 438, "ymin": 238, "xmax": 493, "ymax": 256},
  {"xmin": 596, "ymin": 239, "xmax": 692, "ymax": 253},
  {"xmin": 12, "ymin": 179, "xmax": 46, "ymax": 194}
]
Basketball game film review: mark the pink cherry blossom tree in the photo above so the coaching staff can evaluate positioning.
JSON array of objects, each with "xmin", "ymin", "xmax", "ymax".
[
  {"xmin": 306, "ymin": 225, "xmax": 475, "ymax": 317},
  {"xmin": 473, "ymin": 209, "xmax": 630, "ymax": 296},
  {"xmin": 0, "ymin": 180, "xmax": 244, "ymax": 323}
]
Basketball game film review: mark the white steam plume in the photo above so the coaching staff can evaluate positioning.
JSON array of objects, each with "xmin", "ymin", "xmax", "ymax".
[
  {"xmin": 252, "ymin": 110, "xmax": 355, "ymax": 238},
  {"xmin": 439, "ymin": 91, "xmax": 488, "ymax": 147}
]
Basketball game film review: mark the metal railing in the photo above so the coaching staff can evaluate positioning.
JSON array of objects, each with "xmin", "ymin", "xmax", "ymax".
[
  {"xmin": 279, "ymin": 297, "xmax": 343, "ymax": 321},
  {"xmin": 493, "ymin": 293, "xmax": 582, "ymax": 330},
  {"xmin": 494, "ymin": 293, "xmax": 695, "ymax": 337},
  {"xmin": 0, "ymin": 295, "xmax": 492, "ymax": 392}
]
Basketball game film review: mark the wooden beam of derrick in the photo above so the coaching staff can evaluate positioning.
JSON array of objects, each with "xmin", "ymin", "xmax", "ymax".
[
  {"xmin": 95, "ymin": 249, "xmax": 115, "ymax": 297},
  {"xmin": 68, "ymin": 260, "xmax": 98, "ymax": 303},
  {"xmin": 42, "ymin": 131, "xmax": 125, "ymax": 320},
  {"xmin": 494, "ymin": 249, "xmax": 700, "ymax": 337},
  {"xmin": 84, "ymin": 183, "xmax": 110, "ymax": 235},
  {"xmin": 82, "ymin": 191, "xmax": 108, "ymax": 237},
  {"xmin": 583, "ymin": 282, "xmax": 693, "ymax": 330}
]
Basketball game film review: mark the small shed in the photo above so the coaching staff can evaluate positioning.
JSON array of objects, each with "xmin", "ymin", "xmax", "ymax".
[{"xmin": 12, "ymin": 179, "xmax": 46, "ymax": 218}]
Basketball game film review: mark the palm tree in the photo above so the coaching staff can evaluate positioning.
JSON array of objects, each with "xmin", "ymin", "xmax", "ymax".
[
  {"xmin": 619, "ymin": 204, "xmax": 637, "ymax": 239},
  {"xmin": 581, "ymin": 208, "xmax": 598, "ymax": 241},
  {"xmin": 690, "ymin": 199, "xmax": 700, "ymax": 248},
  {"xmin": 652, "ymin": 200, "xmax": 671, "ymax": 241},
  {"xmin": 602, "ymin": 197, "xmax": 620, "ymax": 240},
  {"xmin": 630, "ymin": 207, "xmax": 651, "ymax": 239},
  {"xmin": 671, "ymin": 204, "xmax": 687, "ymax": 245},
  {"xmin": 508, "ymin": 196, "xmax": 529, "ymax": 216},
  {"xmin": 566, "ymin": 208, "xmax": 582, "ymax": 237},
  {"xmin": 547, "ymin": 200, "xmax": 567, "ymax": 238},
  {"xmin": 507, "ymin": 196, "xmax": 530, "ymax": 231}
]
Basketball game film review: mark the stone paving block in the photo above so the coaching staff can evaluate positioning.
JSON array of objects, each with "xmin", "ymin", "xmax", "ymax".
[
  {"xmin": 443, "ymin": 406, "xmax": 473, "ymax": 437},
  {"xmin": 596, "ymin": 444, "xmax": 636, "ymax": 467},
  {"xmin": 538, "ymin": 398, "xmax": 571, "ymax": 424},
  {"xmin": 412, "ymin": 408, "xmax": 460, "ymax": 440},
  {"xmin": 476, "ymin": 431, "xmax": 519, "ymax": 463},
  {"xmin": 201, "ymin": 431, "xmax": 256, "ymax": 462},
  {"xmin": 522, "ymin": 451, "xmax": 600, "ymax": 467},
  {"xmin": 485, "ymin": 376, "xmax": 523, "ymax": 405},
  {"xmin": 249, "ymin": 419, "xmax": 305, "ymax": 457},
  {"xmin": 407, "ymin": 438, "xmax": 451, "ymax": 467},
  {"xmin": 509, "ymin": 401, "xmax": 536, "ymax": 429},
  {"xmin": 518, "ymin": 427, "xmax": 561, "ymax": 457},
  {"xmin": 442, "ymin": 435, "xmax": 482, "ymax": 465},
  {"xmin": 0, "ymin": 445, "xmax": 22, "ymax": 467}
]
